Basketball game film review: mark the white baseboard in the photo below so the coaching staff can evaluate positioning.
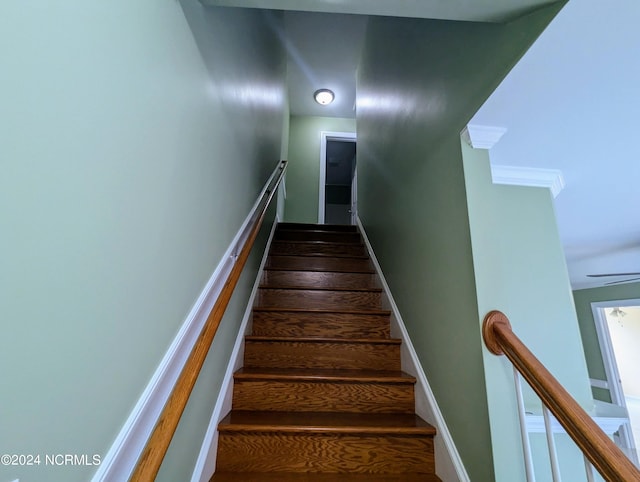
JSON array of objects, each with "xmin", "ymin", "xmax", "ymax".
[
  {"xmin": 190, "ymin": 216, "xmax": 280, "ymax": 482},
  {"xmin": 357, "ymin": 217, "xmax": 470, "ymax": 482},
  {"xmin": 92, "ymin": 193, "xmax": 279, "ymax": 481}
]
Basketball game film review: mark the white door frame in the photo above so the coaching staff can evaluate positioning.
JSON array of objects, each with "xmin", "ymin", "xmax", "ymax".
[
  {"xmin": 591, "ymin": 298, "xmax": 640, "ymax": 405},
  {"xmin": 591, "ymin": 298, "xmax": 640, "ymax": 453},
  {"xmin": 319, "ymin": 131, "xmax": 356, "ymax": 224},
  {"xmin": 350, "ymin": 169, "xmax": 358, "ymax": 225}
]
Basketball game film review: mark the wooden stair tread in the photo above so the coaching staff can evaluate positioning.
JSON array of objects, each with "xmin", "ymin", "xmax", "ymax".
[
  {"xmin": 265, "ymin": 266, "xmax": 376, "ymax": 274},
  {"xmin": 252, "ymin": 306, "xmax": 390, "ymax": 315},
  {"xmin": 271, "ymin": 239, "xmax": 364, "ymax": 247},
  {"xmin": 211, "ymin": 472, "xmax": 441, "ymax": 481},
  {"xmin": 219, "ymin": 411, "xmax": 436, "ymax": 435},
  {"xmin": 276, "ymin": 229, "xmax": 361, "ymax": 236},
  {"xmin": 274, "ymin": 232, "xmax": 362, "ymax": 243},
  {"xmin": 235, "ymin": 367, "xmax": 415, "ymax": 383},
  {"xmin": 256, "ymin": 288, "xmax": 383, "ymax": 311},
  {"xmin": 259, "ymin": 285, "xmax": 382, "ymax": 292},
  {"xmin": 261, "ymin": 270, "xmax": 378, "ymax": 291},
  {"xmin": 215, "ymin": 222, "xmax": 438, "ymax": 477},
  {"xmin": 263, "ymin": 267, "xmax": 376, "ymax": 274},
  {"xmin": 265, "ymin": 254, "xmax": 376, "ymax": 274},
  {"xmin": 270, "ymin": 252, "xmax": 370, "ymax": 259},
  {"xmin": 251, "ymin": 310, "xmax": 391, "ymax": 339},
  {"xmin": 277, "ymin": 223, "xmax": 359, "ymax": 232},
  {"xmin": 246, "ymin": 336, "xmax": 401, "ymax": 345}
]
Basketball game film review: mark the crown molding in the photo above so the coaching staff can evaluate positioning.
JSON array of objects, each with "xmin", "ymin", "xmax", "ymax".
[
  {"xmin": 461, "ymin": 124, "xmax": 507, "ymax": 149},
  {"xmin": 491, "ymin": 165, "xmax": 565, "ymax": 198}
]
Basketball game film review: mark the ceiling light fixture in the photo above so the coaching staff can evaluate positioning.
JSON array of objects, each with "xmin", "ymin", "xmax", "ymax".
[
  {"xmin": 610, "ymin": 307, "xmax": 626, "ymax": 317},
  {"xmin": 610, "ymin": 307, "xmax": 627, "ymax": 326},
  {"xmin": 314, "ymin": 89, "xmax": 334, "ymax": 106}
]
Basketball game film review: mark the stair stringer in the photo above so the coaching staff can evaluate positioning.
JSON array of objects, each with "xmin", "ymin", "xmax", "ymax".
[
  {"xmin": 190, "ymin": 215, "xmax": 280, "ymax": 482},
  {"xmin": 357, "ymin": 217, "xmax": 470, "ymax": 482}
]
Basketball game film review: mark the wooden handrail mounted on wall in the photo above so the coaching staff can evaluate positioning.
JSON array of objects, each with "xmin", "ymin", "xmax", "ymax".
[
  {"xmin": 483, "ymin": 310, "xmax": 640, "ymax": 482},
  {"xmin": 130, "ymin": 160, "xmax": 287, "ymax": 481}
]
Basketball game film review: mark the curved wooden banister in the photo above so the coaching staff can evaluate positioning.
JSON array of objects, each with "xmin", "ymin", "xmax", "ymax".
[
  {"xmin": 483, "ymin": 310, "xmax": 640, "ymax": 482},
  {"xmin": 130, "ymin": 160, "xmax": 287, "ymax": 481}
]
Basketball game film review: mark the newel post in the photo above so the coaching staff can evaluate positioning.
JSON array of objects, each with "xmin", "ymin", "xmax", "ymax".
[{"xmin": 482, "ymin": 310, "xmax": 512, "ymax": 355}]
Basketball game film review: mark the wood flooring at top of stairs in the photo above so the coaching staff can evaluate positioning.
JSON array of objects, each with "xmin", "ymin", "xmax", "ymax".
[
  {"xmin": 274, "ymin": 230, "xmax": 363, "ymax": 244},
  {"xmin": 276, "ymin": 222, "xmax": 359, "ymax": 232}
]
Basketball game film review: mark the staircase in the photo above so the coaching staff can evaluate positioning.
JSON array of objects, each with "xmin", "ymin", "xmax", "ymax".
[{"xmin": 211, "ymin": 223, "xmax": 440, "ymax": 482}]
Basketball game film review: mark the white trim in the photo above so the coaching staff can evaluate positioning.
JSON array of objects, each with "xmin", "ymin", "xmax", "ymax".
[
  {"xmin": 590, "ymin": 299, "xmax": 640, "ymax": 406},
  {"xmin": 191, "ymin": 216, "xmax": 280, "ymax": 482},
  {"xmin": 350, "ymin": 168, "xmax": 358, "ymax": 226},
  {"xmin": 491, "ymin": 165, "xmax": 565, "ymax": 198},
  {"xmin": 277, "ymin": 176, "xmax": 287, "ymax": 222},
  {"xmin": 590, "ymin": 378, "xmax": 610, "ymax": 390},
  {"xmin": 281, "ymin": 175, "xmax": 287, "ymax": 200},
  {"xmin": 590, "ymin": 299, "xmax": 640, "ymax": 309},
  {"xmin": 92, "ymin": 164, "xmax": 284, "ymax": 482},
  {"xmin": 591, "ymin": 300, "xmax": 640, "ymax": 455},
  {"xmin": 319, "ymin": 131, "xmax": 356, "ymax": 224},
  {"xmin": 461, "ymin": 124, "xmax": 507, "ymax": 149},
  {"xmin": 357, "ymin": 217, "xmax": 470, "ymax": 482},
  {"xmin": 542, "ymin": 406, "xmax": 562, "ymax": 482},
  {"xmin": 584, "ymin": 457, "xmax": 596, "ymax": 482},
  {"xmin": 514, "ymin": 369, "xmax": 536, "ymax": 482},
  {"xmin": 592, "ymin": 304, "xmax": 624, "ymax": 405}
]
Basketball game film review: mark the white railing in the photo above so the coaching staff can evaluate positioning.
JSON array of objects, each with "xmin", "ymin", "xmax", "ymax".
[{"xmin": 483, "ymin": 310, "xmax": 640, "ymax": 482}]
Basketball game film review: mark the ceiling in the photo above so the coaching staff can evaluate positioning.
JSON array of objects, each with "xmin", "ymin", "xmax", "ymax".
[
  {"xmin": 470, "ymin": 0, "xmax": 640, "ymax": 289},
  {"xmin": 203, "ymin": 0, "xmax": 639, "ymax": 290},
  {"xmin": 283, "ymin": 11, "xmax": 366, "ymax": 118},
  {"xmin": 202, "ymin": 0, "xmax": 558, "ymax": 23}
]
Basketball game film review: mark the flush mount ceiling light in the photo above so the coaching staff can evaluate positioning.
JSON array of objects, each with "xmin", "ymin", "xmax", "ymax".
[
  {"xmin": 610, "ymin": 307, "xmax": 627, "ymax": 326},
  {"xmin": 610, "ymin": 307, "xmax": 627, "ymax": 318},
  {"xmin": 314, "ymin": 89, "xmax": 334, "ymax": 106}
]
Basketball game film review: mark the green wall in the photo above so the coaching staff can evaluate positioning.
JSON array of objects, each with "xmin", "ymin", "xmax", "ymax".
[
  {"xmin": 356, "ymin": 6, "xmax": 564, "ymax": 481},
  {"xmin": 284, "ymin": 115, "xmax": 356, "ymax": 223},
  {"xmin": 463, "ymin": 143, "xmax": 592, "ymax": 481},
  {"xmin": 573, "ymin": 282, "xmax": 640, "ymax": 401},
  {"xmin": 0, "ymin": 2, "xmax": 287, "ymax": 481}
]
